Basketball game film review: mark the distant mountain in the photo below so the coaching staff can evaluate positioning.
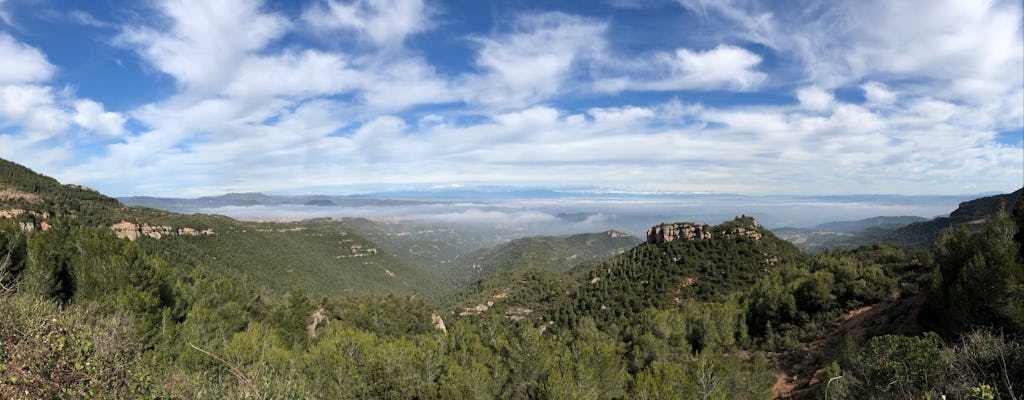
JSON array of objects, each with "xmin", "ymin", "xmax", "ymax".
[
  {"xmin": 119, "ymin": 192, "xmax": 430, "ymax": 212},
  {"xmin": 812, "ymin": 216, "xmax": 930, "ymax": 233},
  {"xmin": 883, "ymin": 188, "xmax": 1023, "ymax": 247},
  {"xmin": 775, "ymin": 189, "xmax": 1023, "ymax": 252}
]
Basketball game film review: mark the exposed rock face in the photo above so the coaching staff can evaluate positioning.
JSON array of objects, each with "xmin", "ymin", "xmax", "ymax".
[
  {"xmin": 111, "ymin": 220, "xmax": 215, "ymax": 241},
  {"xmin": 431, "ymin": 313, "xmax": 447, "ymax": 333},
  {"xmin": 459, "ymin": 303, "xmax": 489, "ymax": 317},
  {"xmin": 307, "ymin": 308, "xmax": 329, "ymax": 338},
  {"xmin": 647, "ymin": 218, "xmax": 763, "ymax": 244},
  {"xmin": 720, "ymin": 226, "xmax": 762, "ymax": 241},
  {"xmin": 606, "ymin": 230, "xmax": 627, "ymax": 238},
  {"xmin": 504, "ymin": 307, "xmax": 533, "ymax": 321},
  {"xmin": 647, "ymin": 223, "xmax": 711, "ymax": 244},
  {"xmin": 1, "ymin": 209, "xmax": 52, "ymax": 231},
  {"xmin": 0, "ymin": 188, "xmax": 42, "ymax": 203}
]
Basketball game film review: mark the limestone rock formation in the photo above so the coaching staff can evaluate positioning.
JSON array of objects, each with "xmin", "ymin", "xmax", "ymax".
[
  {"xmin": 431, "ymin": 313, "xmax": 447, "ymax": 333},
  {"xmin": 647, "ymin": 223, "xmax": 712, "ymax": 244},
  {"xmin": 111, "ymin": 220, "xmax": 215, "ymax": 241},
  {"xmin": 721, "ymin": 225, "xmax": 762, "ymax": 241},
  {"xmin": 646, "ymin": 217, "xmax": 763, "ymax": 244},
  {"xmin": 307, "ymin": 308, "xmax": 329, "ymax": 338}
]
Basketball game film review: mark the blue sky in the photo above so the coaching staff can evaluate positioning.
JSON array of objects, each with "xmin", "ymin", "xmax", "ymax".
[{"xmin": 0, "ymin": 0, "xmax": 1021, "ymax": 197}]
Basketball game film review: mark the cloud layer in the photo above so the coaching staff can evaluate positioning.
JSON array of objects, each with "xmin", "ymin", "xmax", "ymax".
[{"xmin": 0, "ymin": 0, "xmax": 1020, "ymax": 196}]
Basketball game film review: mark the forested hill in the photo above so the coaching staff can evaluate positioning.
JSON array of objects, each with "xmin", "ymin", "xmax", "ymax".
[
  {"xmin": 0, "ymin": 158, "xmax": 119, "ymax": 214},
  {"xmin": 887, "ymin": 187, "xmax": 1024, "ymax": 247},
  {"xmin": 450, "ymin": 209, "xmax": 1024, "ymax": 399},
  {"xmin": 0, "ymin": 158, "xmax": 450, "ymax": 298},
  {"xmin": 451, "ymin": 216, "xmax": 805, "ymax": 325},
  {"xmin": 777, "ymin": 189, "xmax": 1024, "ymax": 252},
  {"xmin": 445, "ymin": 230, "xmax": 642, "ymax": 283}
]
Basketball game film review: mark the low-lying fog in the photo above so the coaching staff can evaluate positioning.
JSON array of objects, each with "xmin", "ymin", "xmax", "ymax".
[{"xmin": 189, "ymin": 194, "xmax": 975, "ymax": 238}]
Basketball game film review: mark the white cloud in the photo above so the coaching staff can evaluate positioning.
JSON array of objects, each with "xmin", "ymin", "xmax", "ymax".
[
  {"xmin": 587, "ymin": 106, "xmax": 655, "ymax": 124},
  {"xmin": 5, "ymin": 1, "xmax": 1014, "ymax": 197},
  {"xmin": 596, "ymin": 44, "xmax": 765, "ymax": 92},
  {"xmin": 796, "ymin": 86, "xmax": 833, "ymax": 111},
  {"xmin": 461, "ymin": 12, "xmax": 607, "ymax": 107},
  {"xmin": 861, "ymin": 81, "xmax": 896, "ymax": 106},
  {"xmin": 0, "ymin": 33, "xmax": 55, "ymax": 84},
  {"xmin": 303, "ymin": 0, "xmax": 432, "ymax": 46},
  {"xmin": 116, "ymin": 0, "xmax": 289, "ymax": 94},
  {"xmin": 358, "ymin": 58, "xmax": 455, "ymax": 110},
  {"xmin": 225, "ymin": 50, "xmax": 362, "ymax": 99},
  {"xmin": 68, "ymin": 10, "xmax": 109, "ymax": 28},
  {"xmin": 73, "ymin": 100, "xmax": 126, "ymax": 138},
  {"xmin": 0, "ymin": 85, "xmax": 70, "ymax": 141}
]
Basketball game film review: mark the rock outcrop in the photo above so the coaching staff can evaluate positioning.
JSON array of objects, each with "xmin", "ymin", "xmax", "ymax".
[
  {"xmin": 647, "ymin": 217, "xmax": 762, "ymax": 244},
  {"xmin": 307, "ymin": 308, "xmax": 329, "ymax": 338},
  {"xmin": 0, "ymin": 188, "xmax": 42, "ymax": 203},
  {"xmin": 606, "ymin": 230, "xmax": 628, "ymax": 238},
  {"xmin": 431, "ymin": 313, "xmax": 447, "ymax": 333},
  {"xmin": 111, "ymin": 220, "xmax": 215, "ymax": 241},
  {"xmin": 459, "ymin": 303, "xmax": 489, "ymax": 317},
  {"xmin": 647, "ymin": 223, "xmax": 712, "ymax": 244},
  {"xmin": 720, "ymin": 225, "xmax": 762, "ymax": 241},
  {"xmin": 0, "ymin": 209, "xmax": 51, "ymax": 231}
]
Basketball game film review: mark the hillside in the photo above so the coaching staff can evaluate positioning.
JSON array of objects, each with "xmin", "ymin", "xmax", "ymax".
[
  {"xmin": 812, "ymin": 216, "xmax": 930, "ymax": 233},
  {"xmin": 0, "ymin": 158, "xmax": 448, "ymax": 298},
  {"xmin": 450, "ymin": 216, "xmax": 805, "ymax": 326},
  {"xmin": 885, "ymin": 188, "xmax": 1023, "ymax": 247},
  {"xmin": 776, "ymin": 190, "xmax": 1023, "ymax": 252},
  {"xmin": 3, "ymin": 157, "xmax": 1022, "ymax": 399},
  {"xmin": 776, "ymin": 216, "xmax": 927, "ymax": 253},
  {"xmin": 448, "ymin": 230, "xmax": 641, "ymax": 282}
]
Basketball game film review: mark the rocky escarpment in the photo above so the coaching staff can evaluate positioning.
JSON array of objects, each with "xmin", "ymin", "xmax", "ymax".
[
  {"xmin": 647, "ymin": 223, "xmax": 712, "ymax": 243},
  {"xmin": 0, "ymin": 209, "xmax": 51, "ymax": 231},
  {"xmin": 647, "ymin": 217, "xmax": 763, "ymax": 244},
  {"xmin": 111, "ymin": 220, "xmax": 215, "ymax": 241},
  {"xmin": 720, "ymin": 224, "xmax": 763, "ymax": 241}
]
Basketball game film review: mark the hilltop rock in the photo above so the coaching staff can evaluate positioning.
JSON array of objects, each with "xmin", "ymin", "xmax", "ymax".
[
  {"xmin": 647, "ymin": 217, "xmax": 763, "ymax": 244},
  {"xmin": 647, "ymin": 223, "xmax": 712, "ymax": 244},
  {"xmin": 720, "ymin": 225, "xmax": 762, "ymax": 241}
]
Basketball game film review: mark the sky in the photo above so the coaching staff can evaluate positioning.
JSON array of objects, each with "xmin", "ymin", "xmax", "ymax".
[{"xmin": 0, "ymin": 0, "xmax": 1021, "ymax": 197}]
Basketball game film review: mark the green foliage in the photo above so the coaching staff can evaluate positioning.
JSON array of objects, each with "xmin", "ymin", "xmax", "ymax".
[
  {"xmin": 851, "ymin": 332, "xmax": 945, "ymax": 399},
  {"xmin": 968, "ymin": 384, "xmax": 996, "ymax": 400},
  {"xmin": 0, "ymin": 293, "xmax": 160, "ymax": 399},
  {"xmin": 925, "ymin": 203, "xmax": 1024, "ymax": 334},
  {"xmin": 819, "ymin": 361, "xmax": 848, "ymax": 400},
  {"xmin": 0, "ymin": 219, "xmax": 26, "ymax": 291},
  {"xmin": 139, "ymin": 219, "xmax": 453, "ymax": 299},
  {"xmin": 4, "ymin": 159, "xmax": 1023, "ymax": 399},
  {"xmin": 448, "ymin": 231, "xmax": 641, "ymax": 284}
]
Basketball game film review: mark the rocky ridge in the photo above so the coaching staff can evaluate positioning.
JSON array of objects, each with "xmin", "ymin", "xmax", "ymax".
[
  {"xmin": 646, "ymin": 218, "xmax": 762, "ymax": 244},
  {"xmin": 110, "ymin": 220, "xmax": 215, "ymax": 241}
]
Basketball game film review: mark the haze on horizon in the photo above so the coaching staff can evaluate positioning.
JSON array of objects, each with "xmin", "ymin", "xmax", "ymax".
[{"xmin": 0, "ymin": 0, "xmax": 1021, "ymax": 197}]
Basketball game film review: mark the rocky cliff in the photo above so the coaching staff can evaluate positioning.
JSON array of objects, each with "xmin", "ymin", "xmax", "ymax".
[
  {"xmin": 110, "ymin": 220, "xmax": 215, "ymax": 241},
  {"xmin": 647, "ymin": 217, "xmax": 762, "ymax": 244},
  {"xmin": 646, "ymin": 223, "xmax": 712, "ymax": 244}
]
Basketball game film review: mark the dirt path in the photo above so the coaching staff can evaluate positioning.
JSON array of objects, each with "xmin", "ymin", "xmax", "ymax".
[{"xmin": 771, "ymin": 291, "xmax": 925, "ymax": 399}]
